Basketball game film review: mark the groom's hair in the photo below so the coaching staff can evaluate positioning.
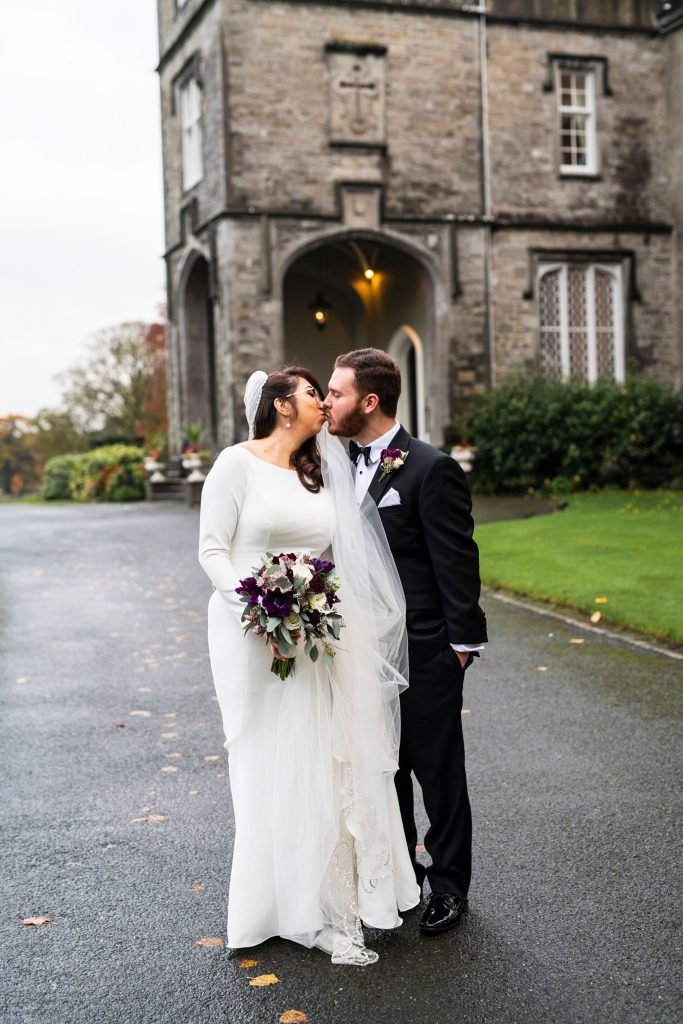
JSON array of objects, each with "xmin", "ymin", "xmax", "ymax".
[{"xmin": 334, "ymin": 348, "xmax": 401, "ymax": 418}]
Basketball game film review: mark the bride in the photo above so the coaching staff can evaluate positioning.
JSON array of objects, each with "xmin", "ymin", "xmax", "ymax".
[{"xmin": 198, "ymin": 366, "xmax": 420, "ymax": 966}]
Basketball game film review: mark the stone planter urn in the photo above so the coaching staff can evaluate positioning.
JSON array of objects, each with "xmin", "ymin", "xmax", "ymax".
[{"xmin": 450, "ymin": 445, "xmax": 475, "ymax": 474}]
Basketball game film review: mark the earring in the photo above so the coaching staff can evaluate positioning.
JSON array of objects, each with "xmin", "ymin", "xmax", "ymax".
[{"xmin": 286, "ymin": 418, "xmax": 291, "ymax": 429}]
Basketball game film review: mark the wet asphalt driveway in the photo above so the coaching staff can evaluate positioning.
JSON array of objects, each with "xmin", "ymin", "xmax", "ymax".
[{"xmin": 1, "ymin": 503, "xmax": 680, "ymax": 1024}]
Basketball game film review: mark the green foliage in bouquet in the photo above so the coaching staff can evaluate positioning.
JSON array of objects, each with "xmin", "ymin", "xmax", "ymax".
[
  {"xmin": 69, "ymin": 444, "xmax": 146, "ymax": 502},
  {"xmin": 42, "ymin": 453, "xmax": 82, "ymax": 500},
  {"xmin": 454, "ymin": 374, "xmax": 683, "ymax": 493}
]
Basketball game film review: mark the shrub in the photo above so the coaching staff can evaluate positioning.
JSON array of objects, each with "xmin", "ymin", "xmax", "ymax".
[
  {"xmin": 69, "ymin": 445, "xmax": 145, "ymax": 502},
  {"xmin": 455, "ymin": 374, "xmax": 683, "ymax": 493},
  {"xmin": 42, "ymin": 453, "xmax": 82, "ymax": 500}
]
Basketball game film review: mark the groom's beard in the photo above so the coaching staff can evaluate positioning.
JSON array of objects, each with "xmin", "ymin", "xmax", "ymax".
[{"xmin": 327, "ymin": 400, "xmax": 368, "ymax": 439}]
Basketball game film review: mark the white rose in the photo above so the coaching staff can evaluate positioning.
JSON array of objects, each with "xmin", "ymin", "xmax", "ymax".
[
  {"xmin": 308, "ymin": 592, "xmax": 327, "ymax": 612},
  {"xmin": 294, "ymin": 563, "xmax": 314, "ymax": 584}
]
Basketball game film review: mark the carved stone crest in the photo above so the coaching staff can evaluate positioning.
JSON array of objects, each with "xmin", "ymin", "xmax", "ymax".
[{"xmin": 326, "ymin": 43, "xmax": 387, "ymax": 147}]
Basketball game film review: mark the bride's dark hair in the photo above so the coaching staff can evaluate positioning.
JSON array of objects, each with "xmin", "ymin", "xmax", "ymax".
[{"xmin": 252, "ymin": 366, "xmax": 324, "ymax": 493}]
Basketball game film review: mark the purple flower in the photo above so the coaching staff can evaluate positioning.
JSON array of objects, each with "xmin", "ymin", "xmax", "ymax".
[
  {"xmin": 310, "ymin": 557, "xmax": 334, "ymax": 576},
  {"xmin": 308, "ymin": 574, "xmax": 326, "ymax": 594},
  {"xmin": 262, "ymin": 587, "xmax": 294, "ymax": 618},
  {"xmin": 236, "ymin": 576, "xmax": 260, "ymax": 606},
  {"xmin": 378, "ymin": 448, "xmax": 409, "ymax": 481},
  {"xmin": 308, "ymin": 610, "xmax": 322, "ymax": 626}
]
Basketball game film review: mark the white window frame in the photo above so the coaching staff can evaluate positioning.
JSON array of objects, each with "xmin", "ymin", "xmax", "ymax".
[
  {"xmin": 179, "ymin": 76, "xmax": 203, "ymax": 192},
  {"xmin": 556, "ymin": 66, "xmax": 598, "ymax": 176},
  {"xmin": 537, "ymin": 262, "xmax": 625, "ymax": 383}
]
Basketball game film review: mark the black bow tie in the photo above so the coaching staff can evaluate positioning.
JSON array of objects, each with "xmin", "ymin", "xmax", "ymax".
[{"xmin": 348, "ymin": 440, "xmax": 372, "ymax": 466}]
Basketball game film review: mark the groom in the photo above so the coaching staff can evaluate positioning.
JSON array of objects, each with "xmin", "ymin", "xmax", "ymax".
[{"xmin": 324, "ymin": 348, "xmax": 487, "ymax": 935}]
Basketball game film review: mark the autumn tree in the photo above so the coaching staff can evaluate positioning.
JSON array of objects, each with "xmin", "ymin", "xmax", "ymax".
[
  {"xmin": 33, "ymin": 408, "xmax": 89, "ymax": 465},
  {"xmin": 57, "ymin": 320, "xmax": 167, "ymax": 444}
]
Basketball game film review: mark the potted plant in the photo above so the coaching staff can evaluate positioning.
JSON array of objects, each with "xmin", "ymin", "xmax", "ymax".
[{"xmin": 182, "ymin": 422, "xmax": 206, "ymax": 469}]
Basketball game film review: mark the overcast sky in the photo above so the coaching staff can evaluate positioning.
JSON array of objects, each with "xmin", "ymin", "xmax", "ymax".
[{"xmin": 0, "ymin": 2, "xmax": 165, "ymax": 418}]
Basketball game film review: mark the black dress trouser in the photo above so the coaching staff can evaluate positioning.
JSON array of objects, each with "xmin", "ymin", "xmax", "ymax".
[{"xmin": 394, "ymin": 644, "xmax": 472, "ymax": 899}]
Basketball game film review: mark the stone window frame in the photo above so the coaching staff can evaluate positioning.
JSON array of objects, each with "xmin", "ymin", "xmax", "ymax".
[
  {"xmin": 534, "ymin": 255, "xmax": 626, "ymax": 383},
  {"xmin": 173, "ymin": 54, "xmax": 204, "ymax": 194},
  {"xmin": 543, "ymin": 54, "xmax": 612, "ymax": 180}
]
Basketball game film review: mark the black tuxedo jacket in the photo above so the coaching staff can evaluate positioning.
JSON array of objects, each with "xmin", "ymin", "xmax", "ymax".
[{"xmin": 365, "ymin": 425, "xmax": 487, "ymax": 664}]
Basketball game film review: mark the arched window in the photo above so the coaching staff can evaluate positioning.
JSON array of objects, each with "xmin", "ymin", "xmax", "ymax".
[{"xmin": 538, "ymin": 262, "xmax": 624, "ymax": 382}]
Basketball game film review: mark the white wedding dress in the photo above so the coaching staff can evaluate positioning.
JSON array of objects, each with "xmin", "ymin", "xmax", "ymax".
[{"xmin": 199, "ymin": 444, "xmax": 420, "ymax": 964}]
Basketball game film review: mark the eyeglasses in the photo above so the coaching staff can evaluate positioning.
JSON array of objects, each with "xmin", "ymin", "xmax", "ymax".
[{"xmin": 286, "ymin": 386, "xmax": 322, "ymax": 403}]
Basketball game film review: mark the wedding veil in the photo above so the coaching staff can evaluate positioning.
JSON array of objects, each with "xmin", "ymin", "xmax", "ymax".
[{"xmin": 317, "ymin": 423, "xmax": 408, "ymax": 765}]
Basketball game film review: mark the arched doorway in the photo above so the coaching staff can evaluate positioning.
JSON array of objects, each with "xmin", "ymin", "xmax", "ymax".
[
  {"xmin": 181, "ymin": 255, "xmax": 217, "ymax": 445},
  {"xmin": 388, "ymin": 325, "xmax": 427, "ymax": 440},
  {"xmin": 282, "ymin": 235, "xmax": 433, "ymax": 438}
]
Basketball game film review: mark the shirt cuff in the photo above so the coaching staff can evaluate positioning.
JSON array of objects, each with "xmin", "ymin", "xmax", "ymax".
[{"xmin": 451, "ymin": 643, "xmax": 486, "ymax": 653}]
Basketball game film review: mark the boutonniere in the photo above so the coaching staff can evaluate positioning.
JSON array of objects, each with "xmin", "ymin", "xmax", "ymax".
[{"xmin": 378, "ymin": 448, "xmax": 409, "ymax": 482}]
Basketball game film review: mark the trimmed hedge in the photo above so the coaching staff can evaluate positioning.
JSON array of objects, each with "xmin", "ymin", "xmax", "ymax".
[
  {"xmin": 42, "ymin": 453, "xmax": 82, "ymax": 500},
  {"xmin": 69, "ymin": 445, "xmax": 146, "ymax": 502},
  {"xmin": 454, "ymin": 375, "xmax": 683, "ymax": 493}
]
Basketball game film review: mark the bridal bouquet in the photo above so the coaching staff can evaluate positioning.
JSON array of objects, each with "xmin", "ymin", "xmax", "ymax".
[{"xmin": 236, "ymin": 552, "xmax": 343, "ymax": 680}]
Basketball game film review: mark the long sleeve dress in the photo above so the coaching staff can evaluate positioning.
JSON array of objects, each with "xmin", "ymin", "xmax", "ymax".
[{"xmin": 198, "ymin": 445, "xmax": 420, "ymax": 963}]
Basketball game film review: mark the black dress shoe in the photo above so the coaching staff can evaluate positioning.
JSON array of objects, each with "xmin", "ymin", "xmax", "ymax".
[{"xmin": 420, "ymin": 893, "xmax": 468, "ymax": 934}]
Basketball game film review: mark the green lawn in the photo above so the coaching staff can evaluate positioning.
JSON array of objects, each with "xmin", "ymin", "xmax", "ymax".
[{"xmin": 475, "ymin": 490, "xmax": 683, "ymax": 645}]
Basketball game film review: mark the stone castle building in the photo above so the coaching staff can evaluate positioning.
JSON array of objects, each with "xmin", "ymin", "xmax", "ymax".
[{"xmin": 156, "ymin": 0, "xmax": 683, "ymax": 448}]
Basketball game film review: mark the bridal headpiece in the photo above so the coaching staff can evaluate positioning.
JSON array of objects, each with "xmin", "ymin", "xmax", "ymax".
[{"xmin": 244, "ymin": 370, "xmax": 268, "ymax": 440}]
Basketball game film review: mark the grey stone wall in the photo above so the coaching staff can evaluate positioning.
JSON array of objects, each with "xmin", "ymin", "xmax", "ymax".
[
  {"xmin": 156, "ymin": 0, "xmax": 680, "ymax": 450},
  {"xmin": 222, "ymin": 0, "xmax": 483, "ymax": 218},
  {"xmin": 665, "ymin": 24, "xmax": 683, "ymax": 385},
  {"xmin": 487, "ymin": 23, "xmax": 670, "ymax": 224}
]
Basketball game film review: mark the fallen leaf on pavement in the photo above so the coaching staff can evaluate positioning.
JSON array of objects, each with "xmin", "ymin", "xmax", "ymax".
[
  {"xmin": 161, "ymin": 766, "xmax": 178, "ymax": 773},
  {"xmin": 204, "ymin": 755, "xmax": 221, "ymax": 762},
  {"xmin": 115, "ymin": 723, "xmax": 126, "ymax": 728},
  {"xmin": 536, "ymin": 666, "xmax": 548, "ymax": 672},
  {"xmin": 590, "ymin": 611, "xmax": 602, "ymax": 623},
  {"xmin": 415, "ymin": 844, "xmax": 426, "ymax": 853},
  {"xmin": 131, "ymin": 814, "xmax": 169, "ymax": 823},
  {"xmin": 189, "ymin": 788, "xmax": 200, "ymax": 796},
  {"xmin": 160, "ymin": 732, "xmax": 178, "ymax": 739},
  {"xmin": 280, "ymin": 1013, "xmax": 308, "ymax": 1023},
  {"xmin": 189, "ymin": 884, "xmax": 205, "ymax": 893},
  {"xmin": 461, "ymin": 709, "xmax": 471, "ymax": 715},
  {"xmin": 239, "ymin": 959, "xmax": 259, "ymax": 968},
  {"xmin": 21, "ymin": 916, "xmax": 52, "ymax": 926},
  {"xmin": 141, "ymin": 804, "xmax": 154, "ymax": 812},
  {"xmin": 195, "ymin": 937, "xmax": 224, "ymax": 948},
  {"xmin": 570, "ymin": 638, "xmax": 585, "ymax": 645},
  {"xmin": 165, "ymin": 752, "xmax": 182, "ymax": 759},
  {"xmin": 163, "ymin": 712, "xmax": 176, "ymax": 718},
  {"xmin": 129, "ymin": 710, "xmax": 152, "ymax": 718},
  {"xmin": 137, "ymin": 687, "xmax": 152, "ymax": 693},
  {"xmin": 249, "ymin": 974, "xmax": 280, "ymax": 987}
]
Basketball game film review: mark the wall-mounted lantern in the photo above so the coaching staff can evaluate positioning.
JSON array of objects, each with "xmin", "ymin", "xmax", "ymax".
[{"xmin": 309, "ymin": 292, "xmax": 332, "ymax": 331}]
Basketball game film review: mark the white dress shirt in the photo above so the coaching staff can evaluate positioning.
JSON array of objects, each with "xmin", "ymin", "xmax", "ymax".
[{"xmin": 349, "ymin": 423, "xmax": 485, "ymax": 656}]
